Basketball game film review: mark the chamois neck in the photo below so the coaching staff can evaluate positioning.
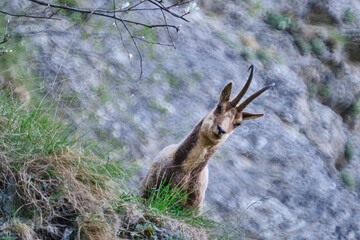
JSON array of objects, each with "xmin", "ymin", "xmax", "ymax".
[{"xmin": 174, "ymin": 120, "xmax": 220, "ymax": 172}]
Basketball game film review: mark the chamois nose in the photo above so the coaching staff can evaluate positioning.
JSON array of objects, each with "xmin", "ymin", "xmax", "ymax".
[{"xmin": 217, "ymin": 125, "xmax": 226, "ymax": 135}]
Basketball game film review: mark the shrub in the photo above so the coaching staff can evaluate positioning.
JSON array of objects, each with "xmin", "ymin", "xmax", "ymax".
[
  {"xmin": 319, "ymin": 85, "xmax": 332, "ymax": 98},
  {"xmin": 306, "ymin": 82, "xmax": 318, "ymax": 97},
  {"xmin": 293, "ymin": 34, "xmax": 311, "ymax": 55},
  {"xmin": 349, "ymin": 97, "xmax": 360, "ymax": 117},
  {"xmin": 341, "ymin": 171, "xmax": 357, "ymax": 188},
  {"xmin": 241, "ymin": 46, "xmax": 255, "ymax": 61},
  {"xmin": 266, "ymin": 13, "xmax": 298, "ymax": 32},
  {"xmin": 310, "ymin": 38, "xmax": 326, "ymax": 55},
  {"xmin": 345, "ymin": 142, "xmax": 354, "ymax": 162},
  {"xmin": 344, "ymin": 8, "xmax": 357, "ymax": 24},
  {"xmin": 256, "ymin": 49, "xmax": 271, "ymax": 63}
]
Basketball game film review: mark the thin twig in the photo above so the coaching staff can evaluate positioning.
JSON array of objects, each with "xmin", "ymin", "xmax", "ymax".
[
  {"xmin": 112, "ymin": 0, "xmax": 129, "ymax": 55},
  {"xmin": 133, "ymin": 36, "xmax": 173, "ymax": 46},
  {"xmin": 0, "ymin": 10, "xmax": 61, "ymax": 20},
  {"xmin": 160, "ymin": 8, "xmax": 176, "ymax": 49},
  {"xmin": 180, "ymin": 12, "xmax": 190, "ymax": 18},
  {"xmin": 119, "ymin": 19, "xmax": 143, "ymax": 79},
  {"xmin": 111, "ymin": 0, "xmax": 145, "ymax": 79},
  {"xmin": 147, "ymin": 0, "xmax": 189, "ymax": 22},
  {"xmin": 126, "ymin": 0, "xmax": 149, "ymax": 11},
  {"xmin": 167, "ymin": 1, "xmax": 193, "ymax": 9}
]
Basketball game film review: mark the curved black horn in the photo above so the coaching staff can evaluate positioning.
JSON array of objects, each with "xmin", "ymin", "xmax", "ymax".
[
  {"xmin": 230, "ymin": 65, "xmax": 254, "ymax": 107},
  {"xmin": 237, "ymin": 83, "xmax": 275, "ymax": 112}
]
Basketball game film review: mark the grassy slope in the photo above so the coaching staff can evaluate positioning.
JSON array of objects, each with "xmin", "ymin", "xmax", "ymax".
[{"xmin": 0, "ymin": 90, "xmax": 221, "ymax": 239}]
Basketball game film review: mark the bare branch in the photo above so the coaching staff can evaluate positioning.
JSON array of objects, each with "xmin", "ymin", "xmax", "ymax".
[
  {"xmin": 27, "ymin": 0, "xmax": 182, "ymax": 30},
  {"xmin": 0, "ymin": 10, "xmax": 61, "ymax": 20},
  {"xmin": 1, "ymin": 0, "xmax": 195, "ymax": 77},
  {"xmin": 147, "ymin": 0, "xmax": 189, "ymax": 22}
]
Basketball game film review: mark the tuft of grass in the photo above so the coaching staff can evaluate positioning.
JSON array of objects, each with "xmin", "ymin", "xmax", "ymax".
[
  {"xmin": 148, "ymin": 97, "xmax": 168, "ymax": 113},
  {"xmin": 165, "ymin": 72, "xmax": 180, "ymax": 87},
  {"xmin": 341, "ymin": 171, "xmax": 357, "ymax": 188},
  {"xmin": 319, "ymin": 85, "xmax": 332, "ymax": 99},
  {"xmin": 241, "ymin": 46, "xmax": 255, "ymax": 61},
  {"xmin": 0, "ymin": 91, "xmax": 75, "ymax": 159},
  {"xmin": 142, "ymin": 177, "xmax": 220, "ymax": 232},
  {"xmin": 247, "ymin": 0, "xmax": 267, "ymax": 18},
  {"xmin": 349, "ymin": 97, "xmax": 360, "ymax": 117},
  {"xmin": 266, "ymin": 12, "xmax": 298, "ymax": 32},
  {"xmin": 205, "ymin": 11, "xmax": 216, "ymax": 18},
  {"xmin": 212, "ymin": 31, "xmax": 240, "ymax": 49},
  {"xmin": 142, "ymin": 179, "xmax": 227, "ymax": 237},
  {"xmin": 310, "ymin": 38, "xmax": 326, "ymax": 55},
  {"xmin": 144, "ymin": 177, "xmax": 194, "ymax": 218},
  {"xmin": 345, "ymin": 142, "xmax": 354, "ymax": 162},
  {"xmin": 255, "ymin": 49, "xmax": 272, "ymax": 63},
  {"xmin": 306, "ymin": 82, "xmax": 318, "ymax": 97},
  {"xmin": 192, "ymin": 71, "xmax": 202, "ymax": 80},
  {"xmin": 293, "ymin": 34, "xmax": 311, "ymax": 55},
  {"xmin": 344, "ymin": 8, "xmax": 357, "ymax": 24},
  {"xmin": 328, "ymin": 29, "xmax": 349, "ymax": 46}
]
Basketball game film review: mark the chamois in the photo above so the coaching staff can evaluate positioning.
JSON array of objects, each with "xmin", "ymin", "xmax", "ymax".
[{"xmin": 142, "ymin": 65, "xmax": 274, "ymax": 208}]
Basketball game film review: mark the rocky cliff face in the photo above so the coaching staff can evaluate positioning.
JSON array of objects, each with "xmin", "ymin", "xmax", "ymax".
[{"xmin": 1, "ymin": 0, "xmax": 360, "ymax": 239}]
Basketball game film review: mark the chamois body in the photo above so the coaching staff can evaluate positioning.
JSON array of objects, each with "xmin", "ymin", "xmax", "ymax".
[
  {"xmin": 142, "ymin": 120, "xmax": 220, "ymax": 207},
  {"xmin": 142, "ymin": 65, "xmax": 274, "ymax": 208}
]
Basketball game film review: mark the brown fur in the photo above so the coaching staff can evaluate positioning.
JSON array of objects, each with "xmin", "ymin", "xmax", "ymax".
[
  {"xmin": 142, "ymin": 66, "xmax": 272, "ymax": 208},
  {"xmin": 174, "ymin": 120, "xmax": 203, "ymax": 166}
]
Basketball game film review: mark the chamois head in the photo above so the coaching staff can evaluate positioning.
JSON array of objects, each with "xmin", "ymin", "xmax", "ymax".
[{"xmin": 202, "ymin": 65, "xmax": 274, "ymax": 143}]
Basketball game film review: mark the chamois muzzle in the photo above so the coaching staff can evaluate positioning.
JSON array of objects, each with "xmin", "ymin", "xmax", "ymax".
[{"xmin": 217, "ymin": 125, "xmax": 226, "ymax": 135}]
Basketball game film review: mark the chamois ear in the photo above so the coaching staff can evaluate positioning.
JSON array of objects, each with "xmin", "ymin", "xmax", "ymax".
[
  {"xmin": 219, "ymin": 82, "xmax": 233, "ymax": 103},
  {"xmin": 242, "ymin": 112, "xmax": 264, "ymax": 121}
]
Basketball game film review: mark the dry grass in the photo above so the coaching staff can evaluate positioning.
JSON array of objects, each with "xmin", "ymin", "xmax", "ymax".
[
  {"xmin": 0, "ymin": 148, "xmax": 120, "ymax": 239},
  {"xmin": 11, "ymin": 220, "xmax": 35, "ymax": 240}
]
